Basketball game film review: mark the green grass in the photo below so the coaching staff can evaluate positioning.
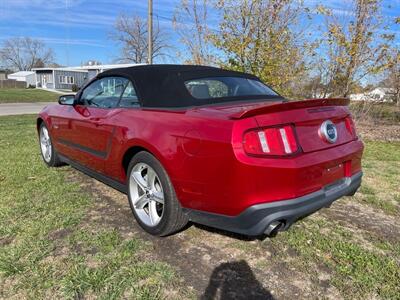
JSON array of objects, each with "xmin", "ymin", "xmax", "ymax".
[
  {"xmin": 363, "ymin": 140, "xmax": 400, "ymax": 162},
  {"xmin": 0, "ymin": 88, "xmax": 59, "ymax": 103},
  {"xmin": 358, "ymin": 140, "xmax": 400, "ymax": 213},
  {"xmin": 0, "ymin": 115, "xmax": 189, "ymax": 299},
  {"xmin": 272, "ymin": 219, "xmax": 400, "ymax": 299}
]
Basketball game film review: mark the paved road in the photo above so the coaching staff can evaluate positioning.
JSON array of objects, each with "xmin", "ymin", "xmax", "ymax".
[{"xmin": 0, "ymin": 102, "xmax": 56, "ymax": 116}]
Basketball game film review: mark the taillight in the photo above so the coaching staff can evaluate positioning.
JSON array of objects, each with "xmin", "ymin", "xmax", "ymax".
[
  {"xmin": 345, "ymin": 116, "xmax": 357, "ymax": 139},
  {"xmin": 243, "ymin": 125, "xmax": 300, "ymax": 156}
]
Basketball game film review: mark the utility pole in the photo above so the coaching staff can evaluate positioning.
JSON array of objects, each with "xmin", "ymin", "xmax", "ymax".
[{"xmin": 148, "ymin": 0, "xmax": 153, "ymax": 65}]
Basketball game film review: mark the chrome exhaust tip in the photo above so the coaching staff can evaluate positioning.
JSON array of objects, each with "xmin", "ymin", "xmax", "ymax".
[{"xmin": 264, "ymin": 221, "xmax": 284, "ymax": 237}]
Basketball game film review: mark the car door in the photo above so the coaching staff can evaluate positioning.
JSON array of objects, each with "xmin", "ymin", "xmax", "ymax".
[
  {"xmin": 61, "ymin": 76, "xmax": 129, "ymax": 173},
  {"xmin": 102, "ymin": 80, "xmax": 142, "ymax": 179}
]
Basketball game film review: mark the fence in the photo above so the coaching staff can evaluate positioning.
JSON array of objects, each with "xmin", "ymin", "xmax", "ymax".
[{"xmin": 0, "ymin": 79, "xmax": 27, "ymax": 88}]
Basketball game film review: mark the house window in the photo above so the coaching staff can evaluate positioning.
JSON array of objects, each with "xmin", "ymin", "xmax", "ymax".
[{"xmin": 59, "ymin": 75, "xmax": 75, "ymax": 84}]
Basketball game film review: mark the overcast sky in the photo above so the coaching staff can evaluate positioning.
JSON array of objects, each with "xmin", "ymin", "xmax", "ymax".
[{"xmin": 0, "ymin": 0, "xmax": 398, "ymax": 66}]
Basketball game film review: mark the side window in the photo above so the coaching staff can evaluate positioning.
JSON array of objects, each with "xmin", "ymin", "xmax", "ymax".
[
  {"xmin": 119, "ymin": 81, "xmax": 140, "ymax": 108},
  {"xmin": 81, "ymin": 77, "xmax": 128, "ymax": 108}
]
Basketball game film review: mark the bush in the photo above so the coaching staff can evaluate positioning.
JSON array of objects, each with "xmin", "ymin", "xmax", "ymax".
[
  {"xmin": 71, "ymin": 84, "xmax": 79, "ymax": 92},
  {"xmin": 349, "ymin": 101, "xmax": 400, "ymax": 124}
]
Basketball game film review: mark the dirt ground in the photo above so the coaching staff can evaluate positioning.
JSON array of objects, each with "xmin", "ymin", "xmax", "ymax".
[{"xmin": 357, "ymin": 121, "xmax": 400, "ymax": 142}]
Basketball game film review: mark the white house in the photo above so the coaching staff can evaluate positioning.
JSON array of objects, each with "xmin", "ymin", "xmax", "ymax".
[
  {"xmin": 32, "ymin": 67, "xmax": 89, "ymax": 90},
  {"xmin": 64, "ymin": 63, "xmax": 141, "ymax": 80},
  {"xmin": 350, "ymin": 87, "xmax": 395, "ymax": 102},
  {"xmin": 7, "ymin": 71, "xmax": 36, "ymax": 87},
  {"xmin": 33, "ymin": 63, "xmax": 140, "ymax": 91}
]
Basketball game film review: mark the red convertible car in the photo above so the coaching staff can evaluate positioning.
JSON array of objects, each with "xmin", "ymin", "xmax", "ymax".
[{"xmin": 37, "ymin": 65, "xmax": 363, "ymax": 237}]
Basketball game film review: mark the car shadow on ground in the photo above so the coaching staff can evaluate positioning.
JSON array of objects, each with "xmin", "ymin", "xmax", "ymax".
[
  {"xmin": 193, "ymin": 223, "xmax": 269, "ymax": 241},
  {"xmin": 201, "ymin": 260, "xmax": 275, "ymax": 300}
]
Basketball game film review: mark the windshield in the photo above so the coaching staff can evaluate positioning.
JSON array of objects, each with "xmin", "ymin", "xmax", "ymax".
[{"xmin": 184, "ymin": 77, "xmax": 280, "ymax": 101}]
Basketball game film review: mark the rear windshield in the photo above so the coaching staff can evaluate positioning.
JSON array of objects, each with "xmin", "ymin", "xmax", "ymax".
[{"xmin": 184, "ymin": 77, "xmax": 279, "ymax": 101}]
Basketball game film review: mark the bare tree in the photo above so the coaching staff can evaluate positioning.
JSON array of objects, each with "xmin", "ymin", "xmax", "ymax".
[
  {"xmin": 112, "ymin": 14, "xmax": 170, "ymax": 63},
  {"xmin": 0, "ymin": 37, "xmax": 54, "ymax": 71},
  {"xmin": 316, "ymin": 0, "xmax": 394, "ymax": 97},
  {"xmin": 381, "ymin": 49, "xmax": 400, "ymax": 105},
  {"xmin": 173, "ymin": 0, "xmax": 214, "ymax": 65}
]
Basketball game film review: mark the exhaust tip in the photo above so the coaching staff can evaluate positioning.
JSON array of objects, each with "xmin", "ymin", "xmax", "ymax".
[{"xmin": 264, "ymin": 221, "xmax": 284, "ymax": 237}]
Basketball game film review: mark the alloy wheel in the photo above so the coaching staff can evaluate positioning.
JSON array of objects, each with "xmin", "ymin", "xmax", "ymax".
[
  {"xmin": 40, "ymin": 126, "xmax": 52, "ymax": 163},
  {"xmin": 129, "ymin": 163, "xmax": 165, "ymax": 227}
]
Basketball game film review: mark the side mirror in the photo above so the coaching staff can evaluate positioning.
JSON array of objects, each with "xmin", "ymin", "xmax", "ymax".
[{"xmin": 58, "ymin": 94, "xmax": 76, "ymax": 106}]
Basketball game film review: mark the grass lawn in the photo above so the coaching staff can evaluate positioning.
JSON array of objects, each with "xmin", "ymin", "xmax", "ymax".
[
  {"xmin": 0, "ymin": 89, "xmax": 59, "ymax": 103},
  {"xmin": 358, "ymin": 140, "xmax": 400, "ymax": 213},
  {"xmin": 0, "ymin": 115, "xmax": 191, "ymax": 299}
]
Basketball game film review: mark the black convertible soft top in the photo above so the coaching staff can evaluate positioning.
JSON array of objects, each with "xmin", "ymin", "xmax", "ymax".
[{"xmin": 97, "ymin": 64, "xmax": 282, "ymax": 108}]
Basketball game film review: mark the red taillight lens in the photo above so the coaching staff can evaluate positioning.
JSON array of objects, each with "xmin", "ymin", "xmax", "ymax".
[
  {"xmin": 345, "ymin": 116, "xmax": 357, "ymax": 139},
  {"xmin": 243, "ymin": 130, "xmax": 262, "ymax": 154},
  {"xmin": 243, "ymin": 125, "xmax": 299, "ymax": 156}
]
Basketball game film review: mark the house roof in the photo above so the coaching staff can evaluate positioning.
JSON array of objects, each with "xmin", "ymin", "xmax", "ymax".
[
  {"xmin": 8, "ymin": 71, "xmax": 35, "ymax": 77},
  {"xmin": 350, "ymin": 87, "xmax": 395, "ymax": 97},
  {"xmin": 32, "ymin": 64, "xmax": 141, "ymax": 73},
  {"xmin": 32, "ymin": 67, "xmax": 88, "ymax": 73},
  {"xmin": 371, "ymin": 87, "xmax": 395, "ymax": 94},
  {"xmin": 67, "ymin": 63, "xmax": 141, "ymax": 71}
]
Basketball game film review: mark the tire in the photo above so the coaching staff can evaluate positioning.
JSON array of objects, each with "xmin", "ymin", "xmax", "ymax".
[
  {"xmin": 126, "ymin": 151, "xmax": 188, "ymax": 236},
  {"xmin": 39, "ymin": 123, "xmax": 63, "ymax": 167}
]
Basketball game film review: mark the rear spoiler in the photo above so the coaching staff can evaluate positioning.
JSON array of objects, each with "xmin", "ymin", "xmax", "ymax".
[{"xmin": 230, "ymin": 98, "xmax": 350, "ymax": 119}]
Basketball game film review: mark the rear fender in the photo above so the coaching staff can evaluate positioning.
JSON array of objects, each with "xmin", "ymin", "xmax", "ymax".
[{"xmin": 120, "ymin": 139, "xmax": 172, "ymax": 179}]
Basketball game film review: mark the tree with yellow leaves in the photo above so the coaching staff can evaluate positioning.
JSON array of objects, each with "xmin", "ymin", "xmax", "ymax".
[
  {"xmin": 381, "ymin": 49, "xmax": 400, "ymax": 105},
  {"xmin": 317, "ymin": 0, "xmax": 394, "ymax": 97},
  {"xmin": 209, "ymin": 0, "xmax": 313, "ymax": 98}
]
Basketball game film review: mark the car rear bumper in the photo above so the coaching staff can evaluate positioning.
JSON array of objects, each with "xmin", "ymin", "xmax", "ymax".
[{"xmin": 184, "ymin": 171, "xmax": 362, "ymax": 236}]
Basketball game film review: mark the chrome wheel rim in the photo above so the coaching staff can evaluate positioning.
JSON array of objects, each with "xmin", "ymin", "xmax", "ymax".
[
  {"xmin": 40, "ymin": 126, "xmax": 52, "ymax": 163},
  {"xmin": 129, "ymin": 163, "xmax": 165, "ymax": 227}
]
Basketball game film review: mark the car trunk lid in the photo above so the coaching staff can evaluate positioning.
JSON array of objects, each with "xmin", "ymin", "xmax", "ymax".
[{"xmin": 230, "ymin": 98, "xmax": 355, "ymax": 153}]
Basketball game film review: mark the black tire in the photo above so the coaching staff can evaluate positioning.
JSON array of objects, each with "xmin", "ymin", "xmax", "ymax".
[
  {"xmin": 39, "ymin": 123, "xmax": 63, "ymax": 167},
  {"xmin": 126, "ymin": 151, "xmax": 188, "ymax": 236}
]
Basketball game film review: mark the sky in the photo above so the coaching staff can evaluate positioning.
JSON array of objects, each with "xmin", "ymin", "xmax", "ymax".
[{"xmin": 0, "ymin": 0, "xmax": 399, "ymax": 67}]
